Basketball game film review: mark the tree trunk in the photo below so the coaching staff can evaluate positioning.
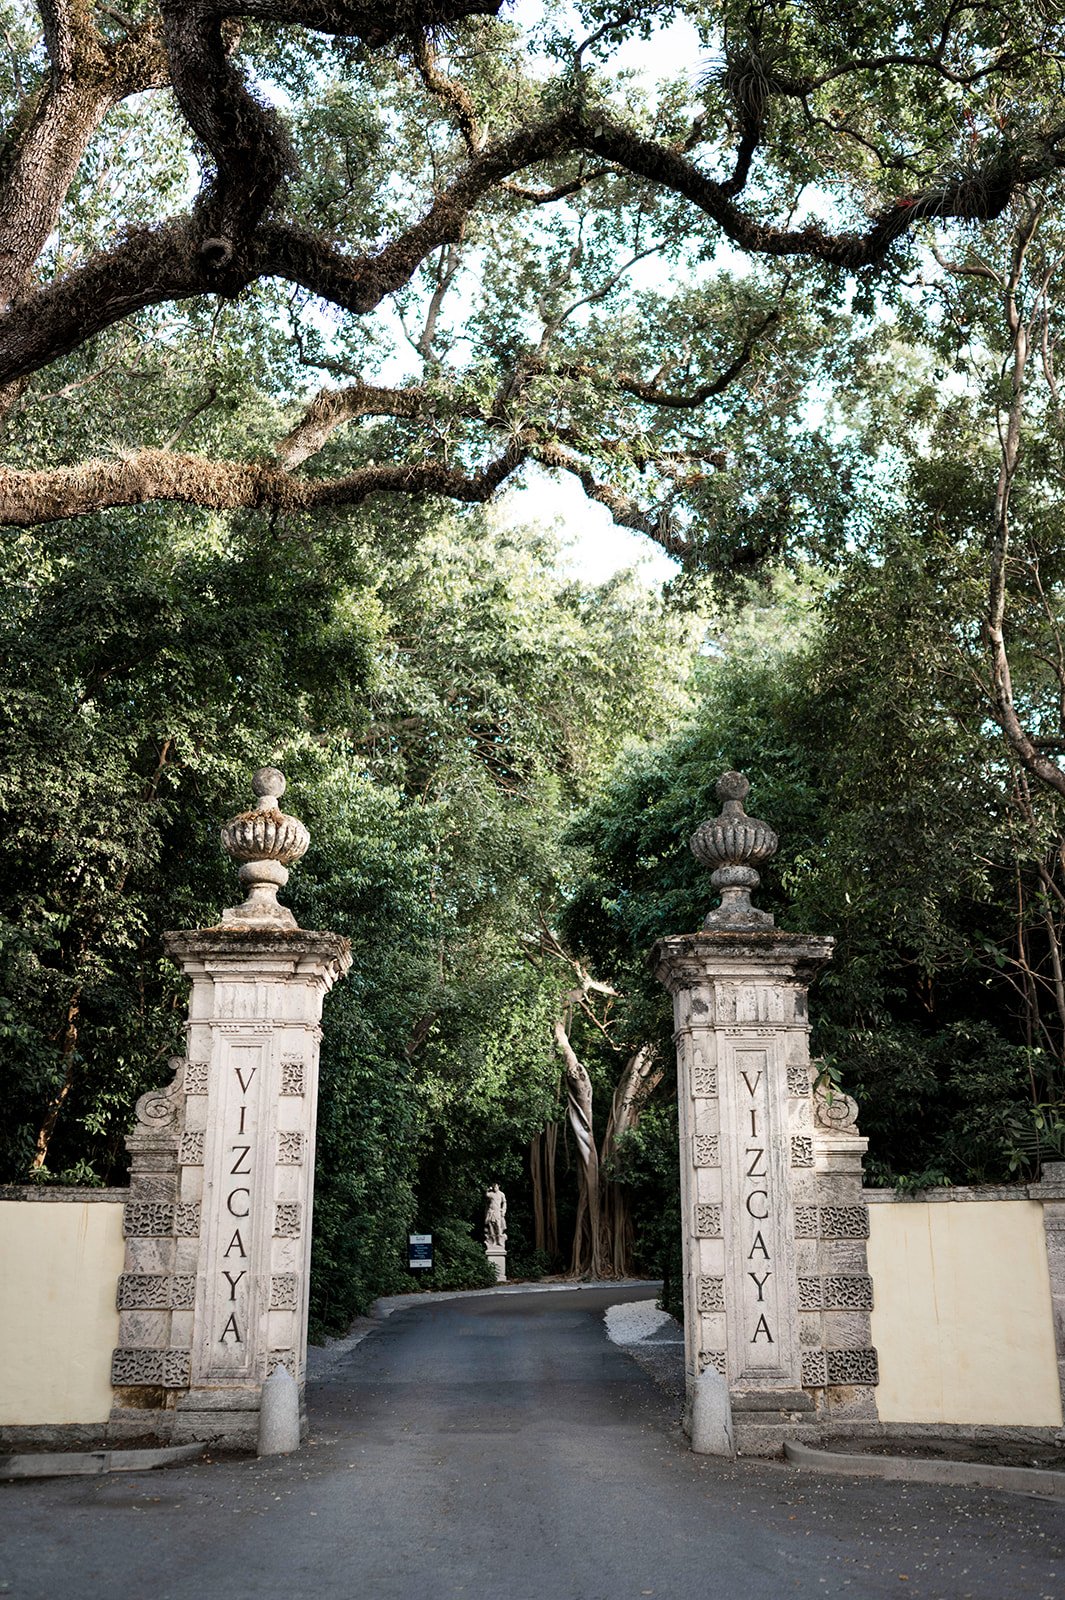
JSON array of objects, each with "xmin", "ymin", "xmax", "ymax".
[
  {"xmin": 530, "ymin": 1131, "xmax": 544, "ymax": 1252},
  {"xmin": 985, "ymin": 205, "xmax": 1065, "ymax": 802},
  {"xmin": 544, "ymin": 1121, "xmax": 559, "ymax": 1260},
  {"xmin": 530, "ymin": 1123, "xmax": 561, "ymax": 1262},
  {"xmin": 32, "ymin": 988, "xmax": 80, "ymax": 1171},
  {"xmin": 553, "ymin": 1019, "xmax": 602, "ymax": 1277},
  {"xmin": 597, "ymin": 1045, "xmax": 662, "ymax": 1276}
]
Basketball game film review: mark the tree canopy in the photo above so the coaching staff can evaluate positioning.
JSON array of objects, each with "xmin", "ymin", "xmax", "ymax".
[{"xmin": 1, "ymin": 1, "xmax": 1063, "ymax": 549}]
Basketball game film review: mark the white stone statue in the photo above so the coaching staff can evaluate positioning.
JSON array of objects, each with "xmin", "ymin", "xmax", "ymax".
[{"xmin": 484, "ymin": 1184, "xmax": 507, "ymax": 1249}]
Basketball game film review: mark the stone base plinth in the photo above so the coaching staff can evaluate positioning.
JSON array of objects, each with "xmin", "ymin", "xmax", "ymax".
[
  {"xmin": 731, "ymin": 1388, "xmax": 818, "ymax": 1457},
  {"xmin": 107, "ymin": 1397, "xmax": 177, "ymax": 1445},
  {"xmin": 169, "ymin": 1387, "xmax": 306, "ymax": 1451},
  {"xmin": 486, "ymin": 1247, "xmax": 506, "ymax": 1282}
]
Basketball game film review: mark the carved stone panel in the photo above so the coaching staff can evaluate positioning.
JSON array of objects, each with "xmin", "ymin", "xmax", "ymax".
[
  {"xmin": 693, "ymin": 1203, "xmax": 722, "ymax": 1238},
  {"xmin": 269, "ymin": 1273, "xmax": 299, "ymax": 1310},
  {"xmin": 787, "ymin": 1063, "xmax": 811, "ymax": 1097},
  {"xmin": 117, "ymin": 1273, "xmax": 169, "ymax": 1310},
  {"xmin": 796, "ymin": 1274, "xmax": 874, "ymax": 1311},
  {"xmin": 124, "ymin": 1203, "xmax": 174, "ymax": 1238},
  {"xmin": 280, "ymin": 1058, "xmax": 305, "ymax": 1096},
  {"xmin": 826, "ymin": 1348, "xmax": 879, "ymax": 1385},
  {"xmin": 184, "ymin": 1060, "xmax": 209, "ymax": 1094},
  {"xmin": 277, "ymin": 1131, "xmax": 304, "ymax": 1165},
  {"xmin": 697, "ymin": 1275, "xmax": 725, "ymax": 1311},
  {"xmin": 794, "ymin": 1206, "xmax": 819, "ymax": 1238},
  {"xmin": 274, "ymin": 1202, "xmax": 301, "ymax": 1237},
  {"xmin": 822, "ymin": 1275, "xmax": 873, "ymax": 1309},
  {"xmin": 693, "ymin": 1133, "xmax": 720, "ymax": 1167},
  {"xmin": 720, "ymin": 1036, "xmax": 800, "ymax": 1384},
  {"xmin": 179, "ymin": 1131, "xmax": 205, "ymax": 1165},
  {"xmin": 818, "ymin": 1206, "xmax": 870, "ymax": 1240},
  {"xmin": 193, "ymin": 1036, "xmax": 268, "ymax": 1384},
  {"xmin": 692, "ymin": 1062, "xmax": 718, "ymax": 1097},
  {"xmin": 797, "ymin": 1277, "xmax": 822, "ymax": 1311},
  {"xmin": 801, "ymin": 1350, "xmax": 827, "ymax": 1387},
  {"xmin": 790, "ymin": 1136, "xmax": 814, "ymax": 1168},
  {"xmin": 111, "ymin": 1347, "xmax": 191, "ymax": 1388}
]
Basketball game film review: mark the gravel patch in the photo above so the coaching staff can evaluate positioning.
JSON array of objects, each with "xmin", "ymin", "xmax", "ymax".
[
  {"xmin": 604, "ymin": 1299, "xmax": 673, "ymax": 1344},
  {"xmin": 604, "ymin": 1298, "xmax": 686, "ymax": 1401}
]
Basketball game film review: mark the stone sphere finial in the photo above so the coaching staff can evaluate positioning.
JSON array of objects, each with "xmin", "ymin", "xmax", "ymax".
[
  {"xmin": 252, "ymin": 766, "xmax": 286, "ymax": 803},
  {"xmin": 690, "ymin": 770, "xmax": 778, "ymax": 930},
  {"xmin": 219, "ymin": 767, "xmax": 310, "ymax": 930},
  {"xmin": 716, "ymin": 770, "xmax": 750, "ymax": 804}
]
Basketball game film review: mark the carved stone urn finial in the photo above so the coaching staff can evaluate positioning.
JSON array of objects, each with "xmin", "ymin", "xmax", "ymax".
[
  {"xmin": 219, "ymin": 766, "xmax": 310, "ymax": 930},
  {"xmin": 690, "ymin": 770, "xmax": 778, "ymax": 930}
]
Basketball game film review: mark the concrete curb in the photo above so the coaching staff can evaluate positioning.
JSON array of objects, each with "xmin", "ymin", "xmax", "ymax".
[
  {"xmin": 783, "ymin": 1438, "xmax": 1065, "ymax": 1499},
  {"xmin": 0, "ymin": 1442, "xmax": 205, "ymax": 1480}
]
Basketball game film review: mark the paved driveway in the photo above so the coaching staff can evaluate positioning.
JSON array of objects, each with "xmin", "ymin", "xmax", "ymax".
[{"xmin": 0, "ymin": 1285, "xmax": 1061, "ymax": 1600}]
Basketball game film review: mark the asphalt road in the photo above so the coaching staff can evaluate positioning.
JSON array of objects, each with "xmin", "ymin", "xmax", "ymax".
[{"xmin": 1, "ymin": 1284, "xmax": 1062, "ymax": 1600}]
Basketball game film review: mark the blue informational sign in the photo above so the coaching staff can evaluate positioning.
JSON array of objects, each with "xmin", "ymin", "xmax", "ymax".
[{"xmin": 408, "ymin": 1233, "xmax": 433, "ymax": 1270}]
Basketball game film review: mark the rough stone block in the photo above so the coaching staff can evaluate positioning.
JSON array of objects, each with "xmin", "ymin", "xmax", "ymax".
[
  {"xmin": 118, "ymin": 1311, "xmax": 171, "ymax": 1347},
  {"xmin": 822, "ymin": 1310, "xmax": 874, "ymax": 1348},
  {"xmin": 690, "ymin": 1368, "xmax": 734, "ymax": 1456},
  {"xmin": 817, "ymin": 1240, "xmax": 870, "ymax": 1273},
  {"xmin": 122, "ymin": 1238, "xmax": 174, "ymax": 1274},
  {"xmin": 258, "ymin": 1365, "xmax": 300, "ymax": 1456}
]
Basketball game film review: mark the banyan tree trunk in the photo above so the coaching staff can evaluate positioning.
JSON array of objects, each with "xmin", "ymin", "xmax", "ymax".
[
  {"xmin": 531, "ymin": 1132, "xmax": 544, "ymax": 1252},
  {"xmin": 529, "ymin": 1123, "xmax": 560, "ymax": 1261},
  {"xmin": 548, "ymin": 1029, "xmax": 661, "ymax": 1279},
  {"xmin": 544, "ymin": 1121, "xmax": 559, "ymax": 1259},
  {"xmin": 553, "ymin": 1019, "xmax": 603, "ymax": 1278},
  {"xmin": 598, "ymin": 1045, "xmax": 662, "ymax": 1276}
]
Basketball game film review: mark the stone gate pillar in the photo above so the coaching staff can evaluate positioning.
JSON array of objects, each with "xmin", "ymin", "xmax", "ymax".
[
  {"xmin": 652, "ymin": 772, "xmax": 878, "ymax": 1457},
  {"xmin": 109, "ymin": 768, "xmax": 350, "ymax": 1449}
]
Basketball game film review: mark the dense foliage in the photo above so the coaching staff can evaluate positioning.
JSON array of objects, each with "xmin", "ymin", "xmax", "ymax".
[
  {"xmin": 0, "ymin": 492, "xmax": 702, "ymax": 1330},
  {"xmin": 2, "ymin": 3, "xmax": 1065, "ymax": 1326}
]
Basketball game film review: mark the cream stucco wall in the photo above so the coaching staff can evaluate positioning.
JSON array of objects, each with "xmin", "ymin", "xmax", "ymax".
[
  {"xmin": 0, "ymin": 1195, "xmax": 125, "ymax": 1426},
  {"xmin": 867, "ymin": 1198, "xmax": 1062, "ymax": 1427}
]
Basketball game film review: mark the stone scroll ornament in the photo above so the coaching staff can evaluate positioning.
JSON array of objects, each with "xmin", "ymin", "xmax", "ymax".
[
  {"xmin": 690, "ymin": 771, "xmax": 778, "ymax": 929},
  {"xmin": 219, "ymin": 766, "xmax": 310, "ymax": 929},
  {"xmin": 813, "ymin": 1082, "xmax": 861, "ymax": 1134}
]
